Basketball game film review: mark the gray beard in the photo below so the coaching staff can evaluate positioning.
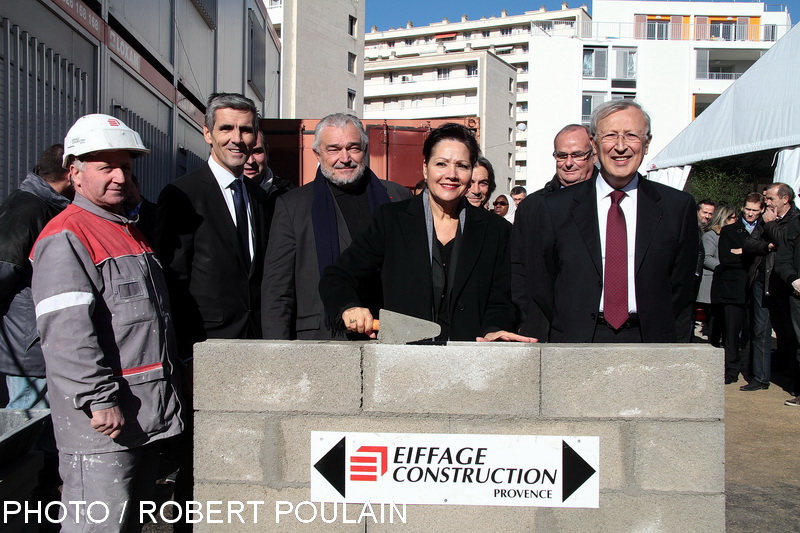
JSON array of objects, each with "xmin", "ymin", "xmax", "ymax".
[{"xmin": 321, "ymin": 164, "xmax": 365, "ymax": 188}]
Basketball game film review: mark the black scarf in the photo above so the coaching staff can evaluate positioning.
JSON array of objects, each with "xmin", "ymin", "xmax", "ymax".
[{"xmin": 311, "ymin": 167, "xmax": 391, "ymax": 278}]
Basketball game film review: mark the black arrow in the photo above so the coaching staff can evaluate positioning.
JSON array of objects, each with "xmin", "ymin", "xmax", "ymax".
[
  {"xmin": 314, "ymin": 437, "xmax": 346, "ymax": 497},
  {"xmin": 562, "ymin": 440, "xmax": 596, "ymax": 502}
]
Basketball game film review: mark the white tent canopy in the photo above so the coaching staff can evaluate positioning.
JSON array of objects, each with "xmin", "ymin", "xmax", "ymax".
[{"xmin": 648, "ymin": 23, "xmax": 800, "ymax": 191}]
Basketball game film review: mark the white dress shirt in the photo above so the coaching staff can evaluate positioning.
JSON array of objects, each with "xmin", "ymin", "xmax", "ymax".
[
  {"xmin": 596, "ymin": 174, "xmax": 638, "ymax": 313},
  {"xmin": 207, "ymin": 156, "xmax": 254, "ymax": 260}
]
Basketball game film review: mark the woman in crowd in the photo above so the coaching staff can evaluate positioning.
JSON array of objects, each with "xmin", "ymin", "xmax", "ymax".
[
  {"xmin": 700, "ymin": 205, "xmax": 737, "ymax": 347},
  {"xmin": 493, "ymin": 193, "xmax": 517, "ymax": 223},
  {"xmin": 319, "ymin": 123, "xmax": 535, "ymax": 343}
]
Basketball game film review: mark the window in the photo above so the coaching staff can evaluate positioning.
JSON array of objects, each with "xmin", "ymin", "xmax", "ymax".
[
  {"xmin": 482, "ymin": 30, "xmax": 491, "ymax": 38},
  {"xmin": 614, "ymin": 48, "xmax": 636, "ymax": 79},
  {"xmin": 412, "ymin": 95, "xmax": 422, "ymax": 108},
  {"xmin": 646, "ymin": 20, "xmax": 669, "ymax": 40},
  {"xmin": 508, "ymin": 78, "xmax": 514, "ymax": 92},
  {"xmin": 764, "ymin": 24, "xmax": 777, "ymax": 41},
  {"xmin": 387, "ymin": 41, "xmax": 395, "ymax": 48},
  {"xmin": 348, "ymin": 52, "xmax": 357, "ymax": 74},
  {"xmin": 437, "ymin": 68, "xmax": 450, "ymax": 80},
  {"xmin": 582, "ymin": 93, "xmax": 606, "ymax": 124},
  {"xmin": 466, "ymin": 65, "xmax": 478, "ymax": 77},
  {"xmin": 501, "ymin": 28, "xmax": 512, "ymax": 36},
  {"xmin": 347, "ymin": 89, "xmax": 356, "ymax": 110},
  {"xmin": 509, "ymin": 103, "xmax": 514, "ymax": 117},
  {"xmin": 247, "ymin": 10, "xmax": 266, "ymax": 99},
  {"xmin": 508, "ymin": 128, "xmax": 513, "ymax": 141},
  {"xmin": 349, "ymin": 15, "xmax": 357, "ymax": 37},
  {"xmin": 516, "ymin": 102, "xmax": 528, "ymax": 113},
  {"xmin": 583, "ymin": 47, "xmax": 607, "ymax": 79},
  {"xmin": 404, "ymin": 38, "xmax": 415, "ymax": 46}
]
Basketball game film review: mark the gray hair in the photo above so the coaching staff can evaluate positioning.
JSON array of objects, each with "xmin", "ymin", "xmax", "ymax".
[
  {"xmin": 313, "ymin": 113, "xmax": 368, "ymax": 153},
  {"xmin": 589, "ymin": 100, "xmax": 651, "ymax": 138},
  {"xmin": 205, "ymin": 92, "xmax": 258, "ymax": 132}
]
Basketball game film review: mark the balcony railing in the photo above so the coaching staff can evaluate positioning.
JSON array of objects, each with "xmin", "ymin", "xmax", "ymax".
[{"xmin": 698, "ymin": 71, "xmax": 745, "ymax": 80}]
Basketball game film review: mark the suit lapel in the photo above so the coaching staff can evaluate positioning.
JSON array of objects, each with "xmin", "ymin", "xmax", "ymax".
[
  {"xmin": 634, "ymin": 176, "xmax": 663, "ymax": 273},
  {"xmin": 202, "ymin": 165, "xmax": 250, "ymax": 272},
  {"xmin": 451, "ymin": 207, "xmax": 486, "ymax": 301},
  {"xmin": 571, "ymin": 178, "xmax": 602, "ymax": 276},
  {"xmin": 400, "ymin": 197, "xmax": 432, "ymax": 277}
]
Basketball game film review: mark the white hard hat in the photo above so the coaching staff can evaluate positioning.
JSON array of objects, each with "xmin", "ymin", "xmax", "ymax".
[{"xmin": 63, "ymin": 113, "xmax": 150, "ymax": 167}]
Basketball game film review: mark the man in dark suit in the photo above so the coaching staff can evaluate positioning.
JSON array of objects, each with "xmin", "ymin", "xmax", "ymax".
[
  {"xmin": 155, "ymin": 92, "xmax": 269, "ymax": 353},
  {"xmin": 262, "ymin": 113, "xmax": 410, "ymax": 340},
  {"xmin": 512, "ymin": 124, "xmax": 597, "ymax": 340},
  {"xmin": 521, "ymin": 100, "xmax": 698, "ymax": 342},
  {"xmin": 244, "ymin": 129, "xmax": 294, "ymax": 210}
]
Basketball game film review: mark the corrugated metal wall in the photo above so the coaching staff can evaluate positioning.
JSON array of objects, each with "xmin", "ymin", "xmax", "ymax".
[{"xmin": 0, "ymin": 18, "xmax": 88, "ymax": 201}]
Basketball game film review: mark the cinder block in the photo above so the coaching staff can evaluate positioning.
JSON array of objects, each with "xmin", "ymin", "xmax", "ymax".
[
  {"xmin": 366, "ymin": 504, "xmax": 537, "ymax": 532},
  {"xmin": 279, "ymin": 416, "xmax": 450, "ymax": 484},
  {"xmin": 192, "ymin": 484, "xmax": 362, "ymax": 532},
  {"xmin": 541, "ymin": 344, "xmax": 723, "ymax": 419},
  {"xmin": 194, "ymin": 412, "xmax": 270, "ymax": 483},
  {"xmin": 634, "ymin": 421, "xmax": 725, "ymax": 492},
  {"xmin": 193, "ymin": 340, "xmax": 362, "ymax": 413},
  {"xmin": 536, "ymin": 492, "xmax": 725, "ymax": 532},
  {"xmin": 363, "ymin": 344, "xmax": 539, "ymax": 416},
  {"xmin": 443, "ymin": 419, "xmax": 628, "ymax": 490}
]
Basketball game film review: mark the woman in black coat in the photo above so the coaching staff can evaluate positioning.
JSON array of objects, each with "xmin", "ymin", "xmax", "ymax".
[{"xmin": 319, "ymin": 123, "xmax": 535, "ymax": 343}]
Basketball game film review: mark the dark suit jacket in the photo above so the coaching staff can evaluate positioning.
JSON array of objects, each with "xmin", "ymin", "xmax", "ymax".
[
  {"xmin": 525, "ymin": 174, "xmax": 698, "ymax": 342},
  {"xmin": 261, "ymin": 173, "xmax": 410, "ymax": 340},
  {"xmin": 512, "ymin": 169, "xmax": 600, "ymax": 340},
  {"xmin": 155, "ymin": 163, "xmax": 270, "ymax": 354},
  {"xmin": 715, "ymin": 220, "xmax": 751, "ymax": 305},
  {"xmin": 318, "ymin": 195, "xmax": 516, "ymax": 341}
]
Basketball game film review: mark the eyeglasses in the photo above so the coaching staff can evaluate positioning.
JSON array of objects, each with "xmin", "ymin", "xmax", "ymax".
[
  {"xmin": 553, "ymin": 149, "xmax": 593, "ymax": 162},
  {"xmin": 493, "ymin": 201, "xmax": 508, "ymax": 207},
  {"xmin": 596, "ymin": 132, "xmax": 648, "ymax": 145}
]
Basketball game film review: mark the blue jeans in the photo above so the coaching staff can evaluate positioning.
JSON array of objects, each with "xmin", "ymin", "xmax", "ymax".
[
  {"xmin": 751, "ymin": 280, "xmax": 772, "ymax": 384},
  {"xmin": 5, "ymin": 375, "xmax": 49, "ymax": 409}
]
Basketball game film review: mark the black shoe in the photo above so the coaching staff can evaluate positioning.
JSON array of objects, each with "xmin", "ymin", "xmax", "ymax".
[{"xmin": 740, "ymin": 380, "xmax": 769, "ymax": 391}]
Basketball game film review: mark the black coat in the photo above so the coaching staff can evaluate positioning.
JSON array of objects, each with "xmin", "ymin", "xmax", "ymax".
[
  {"xmin": 319, "ymin": 195, "xmax": 515, "ymax": 341},
  {"xmin": 155, "ymin": 163, "xmax": 270, "ymax": 355},
  {"xmin": 0, "ymin": 173, "xmax": 70, "ymax": 376},
  {"xmin": 714, "ymin": 220, "xmax": 750, "ymax": 305},
  {"xmin": 522, "ymin": 174, "xmax": 698, "ymax": 342}
]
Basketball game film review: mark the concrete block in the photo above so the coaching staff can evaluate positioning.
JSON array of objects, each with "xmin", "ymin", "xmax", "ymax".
[
  {"xmin": 536, "ymin": 492, "xmax": 725, "ymax": 532},
  {"xmin": 194, "ymin": 412, "xmax": 270, "ymax": 483},
  {"xmin": 192, "ymin": 484, "xmax": 363, "ymax": 532},
  {"xmin": 363, "ymin": 343, "xmax": 539, "ymax": 416},
  {"xmin": 443, "ymin": 419, "xmax": 628, "ymax": 490},
  {"xmin": 193, "ymin": 340, "xmax": 362, "ymax": 413},
  {"xmin": 634, "ymin": 421, "xmax": 725, "ymax": 492},
  {"xmin": 279, "ymin": 416, "xmax": 450, "ymax": 484},
  {"xmin": 366, "ymin": 504, "xmax": 537, "ymax": 532},
  {"xmin": 541, "ymin": 344, "xmax": 723, "ymax": 419}
]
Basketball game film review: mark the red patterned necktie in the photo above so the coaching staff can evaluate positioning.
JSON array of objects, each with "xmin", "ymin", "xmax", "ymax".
[{"xmin": 604, "ymin": 190, "xmax": 628, "ymax": 330}]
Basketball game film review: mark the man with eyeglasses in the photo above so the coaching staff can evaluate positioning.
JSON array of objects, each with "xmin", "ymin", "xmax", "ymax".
[
  {"xmin": 512, "ymin": 124, "xmax": 598, "ymax": 339},
  {"xmin": 518, "ymin": 100, "xmax": 697, "ymax": 342}
]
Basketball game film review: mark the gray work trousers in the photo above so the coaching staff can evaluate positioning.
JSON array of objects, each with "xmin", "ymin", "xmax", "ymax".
[{"xmin": 57, "ymin": 443, "xmax": 159, "ymax": 533}]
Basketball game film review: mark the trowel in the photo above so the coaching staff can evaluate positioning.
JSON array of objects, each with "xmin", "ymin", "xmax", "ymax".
[{"xmin": 372, "ymin": 309, "xmax": 441, "ymax": 344}]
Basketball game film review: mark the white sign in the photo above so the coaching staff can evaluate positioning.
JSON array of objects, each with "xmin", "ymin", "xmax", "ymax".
[{"xmin": 311, "ymin": 432, "xmax": 599, "ymax": 508}]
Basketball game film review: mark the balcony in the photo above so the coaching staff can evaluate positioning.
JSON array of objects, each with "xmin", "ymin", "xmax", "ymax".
[{"xmin": 574, "ymin": 21, "xmax": 791, "ymax": 42}]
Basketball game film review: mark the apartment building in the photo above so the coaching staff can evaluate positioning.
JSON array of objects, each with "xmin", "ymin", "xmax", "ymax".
[
  {"xmin": 267, "ymin": 0, "xmax": 365, "ymax": 118},
  {"xmin": 363, "ymin": 50, "xmax": 518, "ymax": 192},
  {"xmin": 1, "ymin": 0, "xmax": 281, "ymax": 202},
  {"xmin": 364, "ymin": 1, "xmax": 791, "ymax": 191}
]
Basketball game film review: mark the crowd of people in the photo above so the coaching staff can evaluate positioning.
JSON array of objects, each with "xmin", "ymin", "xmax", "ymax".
[
  {"xmin": 694, "ymin": 184, "xmax": 800, "ymax": 401},
  {"xmin": 0, "ymin": 91, "xmax": 797, "ymax": 530}
]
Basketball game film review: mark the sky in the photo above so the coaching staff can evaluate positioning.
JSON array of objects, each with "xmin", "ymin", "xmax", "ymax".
[{"xmin": 366, "ymin": 0, "xmax": 796, "ymax": 32}]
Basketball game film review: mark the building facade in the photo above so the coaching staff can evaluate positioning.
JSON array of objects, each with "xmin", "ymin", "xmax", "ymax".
[
  {"xmin": 1, "ymin": 0, "xmax": 281, "ymax": 202},
  {"xmin": 363, "ymin": 50, "xmax": 518, "ymax": 193},
  {"xmin": 364, "ymin": 1, "xmax": 791, "ymax": 191},
  {"xmin": 267, "ymin": 0, "xmax": 365, "ymax": 118}
]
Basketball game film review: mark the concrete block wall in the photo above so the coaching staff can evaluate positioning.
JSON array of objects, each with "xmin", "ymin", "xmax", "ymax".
[{"xmin": 192, "ymin": 340, "xmax": 724, "ymax": 532}]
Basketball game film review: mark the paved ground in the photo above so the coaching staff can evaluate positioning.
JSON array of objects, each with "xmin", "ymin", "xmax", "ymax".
[{"xmin": 725, "ymin": 375, "xmax": 800, "ymax": 532}]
